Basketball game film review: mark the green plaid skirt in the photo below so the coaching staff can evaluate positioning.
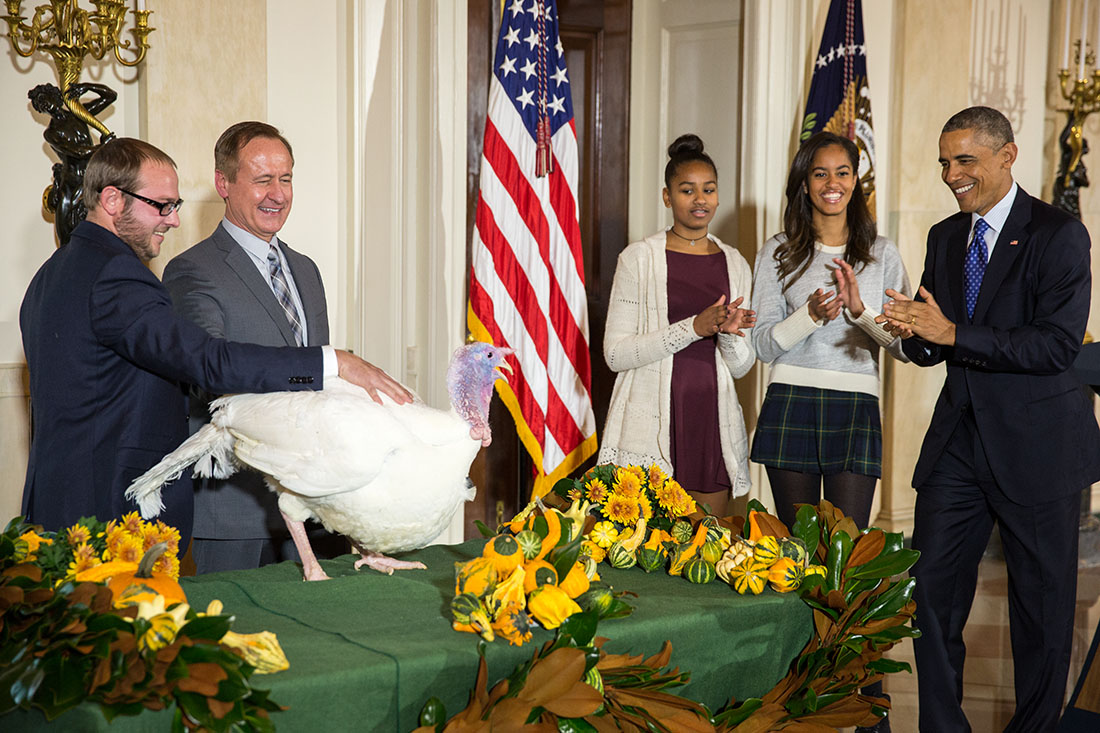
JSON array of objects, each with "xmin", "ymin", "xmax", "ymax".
[{"xmin": 750, "ymin": 383, "xmax": 882, "ymax": 477}]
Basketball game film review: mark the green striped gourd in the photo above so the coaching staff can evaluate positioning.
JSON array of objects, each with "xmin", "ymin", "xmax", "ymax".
[
  {"xmin": 607, "ymin": 541, "xmax": 637, "ymax": 570},
  {"xmin": 752, "ymin": 535, "xmax": 781, "ymax": 567},
  {"xmin": 683, "ymin": 557, "xmax": 716, "ymax": 584}
]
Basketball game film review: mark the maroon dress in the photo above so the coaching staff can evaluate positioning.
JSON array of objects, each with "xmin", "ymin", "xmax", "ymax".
[{"xmin": 666, "ymin": 249, "xmax": 732, "ymax": 495}]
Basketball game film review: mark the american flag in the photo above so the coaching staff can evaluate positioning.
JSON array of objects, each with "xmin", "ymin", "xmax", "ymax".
[{"xmin": 467, "ymin": 0, "xmax": 597, "ymax": 498}]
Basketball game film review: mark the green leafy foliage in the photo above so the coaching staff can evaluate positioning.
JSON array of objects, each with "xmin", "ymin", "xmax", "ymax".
[{"xmin": 0, "ymin": 517, "xmax": 283, "ymax": 730}]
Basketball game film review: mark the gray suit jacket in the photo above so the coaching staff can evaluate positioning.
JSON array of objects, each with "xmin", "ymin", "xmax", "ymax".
[{"xmin": 163, "ymin": 222, "xmax": 330, "ymax": 539}]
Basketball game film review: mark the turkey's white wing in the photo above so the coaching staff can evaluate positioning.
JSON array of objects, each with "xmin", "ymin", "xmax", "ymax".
[{"xmin": 214, "ymin": 388, "xmax": 414, "ymax": 497}]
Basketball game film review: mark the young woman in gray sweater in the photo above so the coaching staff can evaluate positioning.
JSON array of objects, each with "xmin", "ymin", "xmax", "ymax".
[{"xmin": 749, "ymin": 131, "xmax": 910, "ymax": 531}]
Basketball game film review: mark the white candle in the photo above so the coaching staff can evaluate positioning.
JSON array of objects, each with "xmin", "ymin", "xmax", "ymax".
[
  {"xmin": 136, "ymin": 0, "xmax": 145, "ymax": 12},
  {"xmin": 1065, "ymin": 0, "xmax": 1073, "ymax": 69},
  {"xmin": 1081, "ymin": 0, "xmax": 1090, "ymax": 79}
]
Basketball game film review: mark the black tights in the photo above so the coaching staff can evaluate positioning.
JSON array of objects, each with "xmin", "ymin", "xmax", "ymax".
[
  {"xmin": 765, "ymin": 467, "xmax": 877, "ymax": 532},
  {"xmin": 766, "ymin": 467, "xmax": 885, "ymax": 710}
]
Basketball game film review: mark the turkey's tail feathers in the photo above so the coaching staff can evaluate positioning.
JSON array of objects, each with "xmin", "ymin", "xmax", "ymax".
[{"xmin": 124, "ymin": 423, "xmax": 237, "ymax": 519}]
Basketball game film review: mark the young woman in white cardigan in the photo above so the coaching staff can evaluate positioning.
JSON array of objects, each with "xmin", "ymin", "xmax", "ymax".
[{"xmin": 599, "ymin": 134, "xmax": 755, "ymax": 517}]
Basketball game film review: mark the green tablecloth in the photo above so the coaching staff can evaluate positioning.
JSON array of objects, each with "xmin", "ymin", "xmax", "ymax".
[{"xmin": 10, "ymin": 541, "xmax": 811, "ymax": 731}]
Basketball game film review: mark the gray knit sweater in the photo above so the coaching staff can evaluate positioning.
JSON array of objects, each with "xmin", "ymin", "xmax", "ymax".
[{"xmin": 750, "ymin": 234, "xmax": 911, "ymax": 397}]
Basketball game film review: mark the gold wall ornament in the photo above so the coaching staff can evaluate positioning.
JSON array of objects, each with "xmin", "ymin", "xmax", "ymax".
[{"xmin": 2, "ymin": 0, "xmax": 155, "ymax": 137}]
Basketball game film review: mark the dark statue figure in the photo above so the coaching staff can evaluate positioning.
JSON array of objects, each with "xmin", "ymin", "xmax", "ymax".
[
  {"xmin": 28, "ymin": 82, "xmax": 116, "ymax": 246},
  {"xmin": 1052, "ymin": 116, "xmax": 1089, "ymax": 221}
]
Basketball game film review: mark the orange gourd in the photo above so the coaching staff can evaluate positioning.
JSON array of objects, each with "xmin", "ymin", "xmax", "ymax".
[{"xmin": 106, "ymin": 543, "xmax": 187, "ymax": 608}]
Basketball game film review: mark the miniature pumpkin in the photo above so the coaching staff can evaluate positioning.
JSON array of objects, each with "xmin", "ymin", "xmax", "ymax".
[
  {"xmin": 607, "ymin": 541, "xmax": 637, "ymax": 570},
  {"xmin": 482, "ymin": 534, "xmax": 524, "ymax": 575},
  {"xmin": 514, "ymin": 529, "xmax": 543, "ymax": 560},
  {"xmin": 779, "ymin": 537, "xmax": 808, "ymax": 567},
  {"xmin": 527, "ymin": 584, "xmax": 581, "ymax": 629},
  {"xmin": 730, "ymin": 560, "xmax": 769, "ymax": 595},
  {"xmin": 107, "ymin": 543, "xmax": 186, "ymax": 609},
  {"xmin": 767, "ymin": 557, "xmax": 805, "ymax": 593},
  {"xmin": 683, "ymin": 557, "xmax": 717, "ymax": 584},
  {"xmin": 670, "ymin": 519, "xmax": 694, "ymax": 545},
  {"xmin": 636, "ymin": 544, "xmax": 667, "ymax": 573},
  {"xmin": 698, "ymin": 539, "xmax": 724, "ymax": 564},
  {"xmin": 455, "ymin": 557, "xmax": 498, "ymax": 596},
  {"xmin": 752, "ymin": 535, "xmax": 782, "ymax": 567},
  {"xmin": 522, "ymin": 559, "xmax": 559, "ymax": 593},
  {"xmin": 558, "ymin": 562, "xmax": 591, "ymax": 598},
  {"xmin": 667, "ymin": 542, "xmax": 698, "ymax": 576}
]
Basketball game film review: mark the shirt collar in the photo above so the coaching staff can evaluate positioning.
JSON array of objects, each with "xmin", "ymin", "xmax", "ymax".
[
  {"xmin": 221, "ymin": 217, "xmax": 282, "ymax": 261},
  {"xmin": 972, "ymin": 181, "xmax": 1017, "ymax": 235}
]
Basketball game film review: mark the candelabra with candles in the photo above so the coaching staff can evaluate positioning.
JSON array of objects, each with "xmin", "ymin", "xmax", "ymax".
[
  {"xmin": 1054, "ymin": 43, "xmax": 1100, "ymax": 219},
  {"xmin": 2, "ymin": 0, "xmax": 155, "ymax": 245}
]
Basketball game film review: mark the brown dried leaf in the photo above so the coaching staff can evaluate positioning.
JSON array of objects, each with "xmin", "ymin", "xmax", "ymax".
[
  {"xmin": 847, "ymin": 529, "xmax": 885, "ymax": 568},
  {"xmin": 177, "ymin": 662, "xmax": 228, "ymax": 696},
  {"xmin": 207, "ymin": 695, "xmax": 235, "ymax": 719},
  {"xmin": 780, "ymin": 722, "xmax": 845, "ymax": 733},
  {"xmin": 642, "ymin": 640, "xmax": 673, "ymax": 669},
  {"xmin": 754, "ymin": 512, "xmax": 790, "ymax": 539},
  {"xmin": 2, "ymin": 563, "xmax": 42, "ymax": 582},
  {"xmin": 726, "ymin": 703, "xmax": 788, "ymax": 733},
  {"xmin": 831, "ymin": 517, "xmax": 859, "ymax": 544},
  {"xmin": 522, "ymin": 647, "xmax": 586, "ymax": 707},
  {"xmin": 541, "ymin": 680, "xmax": 603, "ymax": 717}
]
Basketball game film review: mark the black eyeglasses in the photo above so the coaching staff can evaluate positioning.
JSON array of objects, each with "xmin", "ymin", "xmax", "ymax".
[{"xmin": 115, "ymin": 187, "xmax": 184, "ymax": 216}]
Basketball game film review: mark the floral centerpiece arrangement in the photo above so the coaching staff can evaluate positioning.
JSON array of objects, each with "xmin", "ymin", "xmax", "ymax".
[
  {"xmin": 427, "ymin": 494, "xmax": 921, "ymax": 731},
  {"xmin": 1, "ymin": 516, "xmax": 285, "ymax": 731},
  {"xmin": 451, "ymin": 501, "xmax": 632, "ymax": 646}
]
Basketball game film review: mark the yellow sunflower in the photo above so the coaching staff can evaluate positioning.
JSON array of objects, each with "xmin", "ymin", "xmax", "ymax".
[
  {"xmin": 584, "ymin": 478, "xmax": 609, "ymax": 505},
  {"xmin": 604, "ymin": 493, "xmax": 640, "ymax": 525},
  {"xmin": 119, "ymin": 511, "xmax": 144, "ymax": 537},
  {"xmin": 566, "ymin": 486, "xmax": 584, "ymax": 503},
  {"xmin": 154, "ymin": 522, "xmax": 181, "ymax": 554},
  {"xmin": 153, "ymin": 553, "xmax": 181, "ymax": 581},
  {"xmin": 113, "ymin": 533, "xmax": 145, "ymax": 564},
  {"xmin": 67, "ymin": 542, "xmax": 99, "ymax": 576},
  {"xmin": 589, "ymin": 521, "xmax": 619, "ymax": 549},
  {"xmin": 65, "ymin": 524, "xmax": 91, "ymax": 547},
  {"xmin": 637, "ymin": 495, "xmax": 654, "ymax": 521},
  {"xmin": 613, "ymin": 470, "xmax": 642, "ymax": 499},
  {"xmin": 647, "ymin": 463, "xmax": 667, "ymax": 489}
]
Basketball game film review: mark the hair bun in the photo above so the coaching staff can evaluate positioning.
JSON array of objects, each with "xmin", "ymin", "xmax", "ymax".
[{"xmin": 668, "ymin": 133, "xmax": 705, "ymax": 159}]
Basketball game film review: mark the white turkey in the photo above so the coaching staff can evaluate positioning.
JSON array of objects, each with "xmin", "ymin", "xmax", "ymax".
[{"xmin": 126, "ymin": 342, "xmax": 512, "ymax": 580}]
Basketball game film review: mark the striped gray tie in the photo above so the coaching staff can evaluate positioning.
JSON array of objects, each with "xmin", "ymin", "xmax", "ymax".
[{"xmin": 267, "ymin": 244, "xmax": 304, "ymax": 346}]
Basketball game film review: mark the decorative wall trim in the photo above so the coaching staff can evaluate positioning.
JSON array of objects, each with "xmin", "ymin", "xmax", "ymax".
[{"xmin": 0, "ymin": 363, "xmax": 28, "ymax": 397}]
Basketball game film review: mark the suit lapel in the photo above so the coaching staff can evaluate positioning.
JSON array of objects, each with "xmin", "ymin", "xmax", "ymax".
[
  {"xmin": 945, "ymin": 217, "xmax": 968, "ymax": 322},
  {"xmin": 972, "ymin": 189, "xmax": 1031, "ymax": 324},
  {"xmin": 214, "ymin": 225, "xmax": 299, "ymax": 346}
]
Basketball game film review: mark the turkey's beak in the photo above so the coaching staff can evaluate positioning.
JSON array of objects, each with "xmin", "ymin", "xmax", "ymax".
[{"xmin": 495, "ymin": 348, "xmax": 514, "ymax": 381}]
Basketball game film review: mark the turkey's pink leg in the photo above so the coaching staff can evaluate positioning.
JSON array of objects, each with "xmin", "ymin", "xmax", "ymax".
[
  {"xmin": 281, "ymin": 511, "xmax": 330, "ymax": 581},
  {"xmin": 351, "ymin": 542, "xmax": 426, "ymax": 574}
]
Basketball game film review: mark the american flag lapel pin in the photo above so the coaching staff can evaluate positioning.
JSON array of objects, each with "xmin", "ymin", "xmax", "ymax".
[{"xmin": 1009, "ymin": 240, "xmax": 1019, "ymax": 246}]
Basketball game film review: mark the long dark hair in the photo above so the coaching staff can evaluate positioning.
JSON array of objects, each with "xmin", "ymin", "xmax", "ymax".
[
  {"xmin": 774, "ymin": 132, "xmax": 876, "ymax": 289},
  {"xmin": 664, "ymin": 133, "xmax": 717, "ymax": 188}
]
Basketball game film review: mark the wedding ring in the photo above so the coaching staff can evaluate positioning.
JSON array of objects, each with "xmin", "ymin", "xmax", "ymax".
[{"xmin": 910, "ymin": 316, "xmax": 916, "ymax": 325}]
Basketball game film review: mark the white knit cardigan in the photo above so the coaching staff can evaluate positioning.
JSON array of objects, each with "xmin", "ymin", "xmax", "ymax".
[{"xmin": 598, "ymin": 230, "xmax": 755, "ymax": 496}]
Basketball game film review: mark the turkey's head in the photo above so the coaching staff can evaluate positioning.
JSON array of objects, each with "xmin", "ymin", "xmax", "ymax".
[{"xmin": 447, "ymin": 342, "xmax": 513, "ymax": 446}]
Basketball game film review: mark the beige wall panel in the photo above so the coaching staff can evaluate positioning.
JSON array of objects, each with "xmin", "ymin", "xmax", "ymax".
[
  {"xmin": 143, "ymin": 0, "xmax": 268, "ymax": 274},
  {"xmin": 878, "ymin": 0, "xmax": 973, "ymax": 533},
  {"xmin": 0, "ymin": 367, "xmax": 30, "ymax": 521}
]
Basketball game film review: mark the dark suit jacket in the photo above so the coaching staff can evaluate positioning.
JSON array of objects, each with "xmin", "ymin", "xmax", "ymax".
[
  {"xmin": 19, "ymin": 220, "xmax": 324, "ymax": 546},
  {"xmin": 162, "ymin": 223, "xmax": 329, "ymax": 539},
  {"xmin": 904, "ymin": 187, "xmax": 1100, "ymax": 504}
]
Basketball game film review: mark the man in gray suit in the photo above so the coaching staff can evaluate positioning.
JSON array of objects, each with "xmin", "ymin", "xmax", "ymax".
[{"xmin": 164, "ymin": 121, "xmax": 346, "ymax": 573}]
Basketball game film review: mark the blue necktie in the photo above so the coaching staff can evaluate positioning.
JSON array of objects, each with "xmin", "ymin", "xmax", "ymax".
[
  {"xmin": 268, "ymin": 244, "xmax": 304, "ymax": 346},
  {"xmin": 965, "ymin": 218, "xmax": 989, "ymax": 321}
]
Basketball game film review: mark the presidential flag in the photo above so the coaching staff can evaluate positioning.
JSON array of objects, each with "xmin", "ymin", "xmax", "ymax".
[
  {"xmin": 467, "ymin": 0, "xmax": 597, "ymax": 498},
  {"xmin": 802, "ymin": 0, "xmax": 877, "ymax": 214}
]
